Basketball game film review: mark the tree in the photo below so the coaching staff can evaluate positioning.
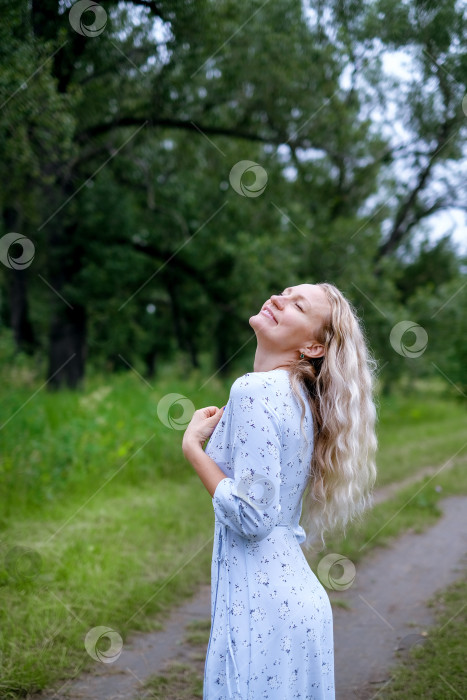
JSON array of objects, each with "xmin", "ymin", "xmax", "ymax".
[{"xmin": 0, "ymin": 0, "xmax": 465, "ymax": 393}]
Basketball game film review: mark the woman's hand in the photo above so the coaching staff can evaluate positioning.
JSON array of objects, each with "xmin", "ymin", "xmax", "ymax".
[{"xmin": 182, "ymin": 405, "xmax": 225, "ymax": 457}]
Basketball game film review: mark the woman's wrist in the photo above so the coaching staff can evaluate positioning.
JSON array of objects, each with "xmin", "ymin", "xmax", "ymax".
[{"xmin": 182, "ymin": 437, "xmax": 204, "ymax": 460}]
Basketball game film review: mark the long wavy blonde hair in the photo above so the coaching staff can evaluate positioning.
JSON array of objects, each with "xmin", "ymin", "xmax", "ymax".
[{"xmin": 289, "ymin": 282, "xmax": 378, "ymax": 552}]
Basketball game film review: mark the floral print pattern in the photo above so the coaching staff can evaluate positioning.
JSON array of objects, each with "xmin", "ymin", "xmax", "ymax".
[{"xmin": 203, "ymin": 369, "xmax": 335, "ymax": 699}]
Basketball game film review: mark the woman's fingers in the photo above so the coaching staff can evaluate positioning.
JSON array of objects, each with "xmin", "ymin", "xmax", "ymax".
[
  {"xmin": 183, "ymin": 405, "xmax": 226, "ymax": 454},
  {"xmin": 201, "ymin": 406, "xmax": 220, "ymax": 418}
]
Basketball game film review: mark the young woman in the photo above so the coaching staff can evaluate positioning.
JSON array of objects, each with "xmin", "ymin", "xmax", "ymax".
[{"xmin": 182, "ymin": 282, "xmax": 378, "ymax": 700}]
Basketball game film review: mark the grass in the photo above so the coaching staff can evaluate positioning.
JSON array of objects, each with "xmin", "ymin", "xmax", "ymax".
[
  {"xmin": 183, "ymin": 618, "xmax": 212, "ymax": 647},
  {"xmin": 0, "ymin": 355, "xmax": 466, "ymax": 697},
  {"xmin": 0, "ymin": 365, "xmax": 229, "ymax": 519},
  {"xmin": 382, "ymin": 570, "xmax": 467, "ymax": 699},
  {"xmin": 141, "ymin": 661, "xmax": 205, "ymax": 700},
  {"xmin": 374, "ymin": 382, "xmax": 466, "ymax": 487},
  {"xmin": 140, "ymin": 619, "xmax": 211, "ymax": 700},
  {"xmin": 313, "ymin": 455, "xmax": 467, "ymax": 567},
  {"xmin": 0, "ymin": 477, "xmax": 215, "ymax": 697}
]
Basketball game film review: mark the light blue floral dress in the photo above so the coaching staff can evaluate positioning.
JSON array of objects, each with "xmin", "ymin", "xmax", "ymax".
[{"xmin": 203, "ymin": 369, "xmax": 335, "ymax": 699}]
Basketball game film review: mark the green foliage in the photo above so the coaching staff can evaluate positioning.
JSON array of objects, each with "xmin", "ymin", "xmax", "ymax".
[
  {"xmin": 0, "ymin": 361, "xmax": 229, "ymax": 516},
  {"xmin": 383, "ymin": 573, "xmax": 467, "ymax": 698},
  {"xmin": 0, "ymin": 0, "xmax": 465, "ymax": 393},
  {"xmin": 395, "ymin": 235, "xmax": 461, "ymax": 303}
]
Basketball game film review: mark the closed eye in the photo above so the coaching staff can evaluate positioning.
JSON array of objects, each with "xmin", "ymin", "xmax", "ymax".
[{"xmin": 281, "ymin": 289, "xmax": 304, "ymax": 311}]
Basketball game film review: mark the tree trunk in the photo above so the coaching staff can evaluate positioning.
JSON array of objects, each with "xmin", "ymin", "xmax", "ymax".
[
  {"xmin": 166, "ymin": 277, "xmax": 186, "ymax": 353},
  {"xmin": 186, "ymin": 334, "xmax": 199, "ymax": 369},
  {"xmin": 3, "ymin": 206, "xmax": 36, "ymax": 354},
  {"xmin": 45, "ymin": 209, "xmax": 87, "ymax": 390},
  {"xmin": 9, "ymin": 268, "xmax": 36, "ymax": 354},
  {"xmin": 165, "ymin": 277, "xmax": 200, "ymax": 369},
  {"xmin": 47, "ymin": 304, "xmax": 86, "ymax": 389},
  {"xmin": 144, "ymin": 347, "xmax": 158, "ymax": 379}
]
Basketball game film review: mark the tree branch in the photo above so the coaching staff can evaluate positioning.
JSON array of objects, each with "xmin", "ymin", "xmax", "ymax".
[
  {"xmin": 376, "ymin": 117, "xmax": 460, "ymax": 260},
  {"xmin": 76, "ymin": 116, "xmax": 283, "ymax": 146}
]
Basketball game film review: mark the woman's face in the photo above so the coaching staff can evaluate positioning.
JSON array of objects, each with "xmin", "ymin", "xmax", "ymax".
[{"xmin": 249, "ymin": 284, "xmax": 331, "ymax": 358}]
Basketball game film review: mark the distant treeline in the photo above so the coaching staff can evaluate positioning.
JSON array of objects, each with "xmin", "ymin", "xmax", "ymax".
[{"xmin": 0, "ymin": 0, "xmax": 466, "ymax": 394}]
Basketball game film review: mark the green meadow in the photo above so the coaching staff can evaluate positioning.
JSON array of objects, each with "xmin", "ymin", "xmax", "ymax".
[{"xmin": 0, "ymin": 362, "xmax": 466, "ymax": 697}]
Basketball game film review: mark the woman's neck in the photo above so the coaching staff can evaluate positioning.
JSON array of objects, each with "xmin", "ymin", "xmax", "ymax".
[{"xmin": 253, "ymin": 346, "xmax": 292, "ymax": 373}]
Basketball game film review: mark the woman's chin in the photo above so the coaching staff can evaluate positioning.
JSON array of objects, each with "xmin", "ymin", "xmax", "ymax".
[
  {"xmin": 249, "ymin": 313, "xmax": 262, "ymax": 329},
  {"xmin": 249, "ymin": 313, "xmax": 271, "ymax": 334}
]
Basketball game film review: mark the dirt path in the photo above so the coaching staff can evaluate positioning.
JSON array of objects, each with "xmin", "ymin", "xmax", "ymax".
[
  {"xmin": 31, "ymin": 493, "xmax": 467, "ymax": 700},
  {"xmin": 34, "ymin": 586, "xmax": 212, "ymax": 700},
  {"xmin": 329, "ymin": 494, "xmax": 467, "ymax": 698}
]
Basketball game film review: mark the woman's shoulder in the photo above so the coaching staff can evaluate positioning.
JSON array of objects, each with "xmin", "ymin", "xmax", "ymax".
[{"xmin": 229, "ymin": 369, "xmax": 290, "ymax": 399}]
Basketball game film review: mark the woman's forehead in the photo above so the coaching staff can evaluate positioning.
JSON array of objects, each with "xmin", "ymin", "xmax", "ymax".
[{"xmin": 288, "ymin": 283, "xmax": 326, "ymax": 304}]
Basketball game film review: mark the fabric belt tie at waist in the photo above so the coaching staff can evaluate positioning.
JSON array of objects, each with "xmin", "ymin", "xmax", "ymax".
[{"xmin": 215, "ymin": 523, "xmax": 294, "ymax": 698}]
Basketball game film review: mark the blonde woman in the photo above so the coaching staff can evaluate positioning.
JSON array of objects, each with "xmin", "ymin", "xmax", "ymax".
[{"xmin": 182, "ymin": 282, "xmax": 378, "ymax": 700}]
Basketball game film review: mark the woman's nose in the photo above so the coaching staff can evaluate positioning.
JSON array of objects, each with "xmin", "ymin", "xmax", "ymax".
[{"xmin": 270, "ymin": 293, "xmax": 284, "ymax": 308}]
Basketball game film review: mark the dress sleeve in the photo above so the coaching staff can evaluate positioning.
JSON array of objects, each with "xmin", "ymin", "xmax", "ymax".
[{"xmin": 211, "ymin": 376, "xmax": 282, "ymax": 542}]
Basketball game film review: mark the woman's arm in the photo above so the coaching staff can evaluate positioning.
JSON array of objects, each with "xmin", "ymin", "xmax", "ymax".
[
  {"xmin": 183, "ymin": 442, "xmax": 228, "ymax": 498},
  {"xmin": 182, "ymin": 405, "xmax": 227, "ymax": 497},
  {"xmin": 183, "ymin": 380, "xmax": 283, "ymax": 543},
  {"xmin": 206, "ymin": 376, "xmax": 283, "ymax": 542}
]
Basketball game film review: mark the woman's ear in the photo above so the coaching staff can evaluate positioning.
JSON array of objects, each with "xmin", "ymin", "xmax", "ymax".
[{"xmin": 306, "ymin": 343, "xmax": 325, "ymax": 358}]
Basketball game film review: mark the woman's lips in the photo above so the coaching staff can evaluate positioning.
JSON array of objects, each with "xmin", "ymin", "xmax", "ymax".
[{"xmin": 261, "ymin": 306, "xmax": 277, "ymax": 323}]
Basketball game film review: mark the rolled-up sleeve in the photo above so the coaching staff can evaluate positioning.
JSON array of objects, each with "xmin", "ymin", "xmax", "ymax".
[{"xmin": 212, "ymin": 378, "xmax": 282, "ymax": 541}]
